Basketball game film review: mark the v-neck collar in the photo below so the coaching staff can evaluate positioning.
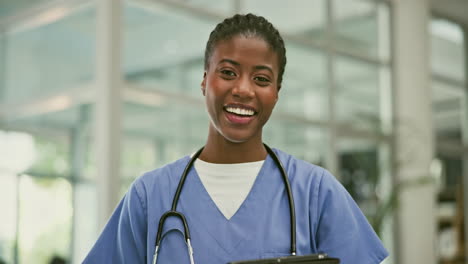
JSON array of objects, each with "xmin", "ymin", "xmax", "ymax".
[
  {"xmin": 194, "ymin": 159, "xmax": 265, "ymax": 220},
  {"xmin": 178, "ymin": 152, "xmax": 275, "ymax": 255}
]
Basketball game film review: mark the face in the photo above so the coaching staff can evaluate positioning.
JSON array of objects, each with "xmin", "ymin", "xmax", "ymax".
[{"xmin": 201, "ymin": 35, "xmax": 280, "ymax": 144}]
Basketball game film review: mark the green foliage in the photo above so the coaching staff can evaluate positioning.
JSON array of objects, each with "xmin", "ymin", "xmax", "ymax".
[{"xmin": 28, "ymin": 138, "xmax": 70, "ymax": 177}]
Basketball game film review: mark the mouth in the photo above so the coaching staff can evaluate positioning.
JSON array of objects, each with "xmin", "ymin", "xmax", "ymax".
[
  {"xmin": 223, "ymin": 104, "xmax": 257, "ymax": 117},
  {"xmin": 223, "ymin": 104, "xmax": 257, "ymax": 124}
]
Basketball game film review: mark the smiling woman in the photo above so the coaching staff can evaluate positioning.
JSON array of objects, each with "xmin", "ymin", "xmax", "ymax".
[
  {"xmin": 83, "ymin": 13, "xmax": 388, "ymax": 264},
  {"xmin": 201, "ymin": 35, "xmax": 279, "ymax": 157}
]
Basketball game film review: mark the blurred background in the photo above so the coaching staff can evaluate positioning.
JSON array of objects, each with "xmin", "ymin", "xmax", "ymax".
[{"xmin": 0, "ymin": 0, "xmax": 466, "ymax": 263}]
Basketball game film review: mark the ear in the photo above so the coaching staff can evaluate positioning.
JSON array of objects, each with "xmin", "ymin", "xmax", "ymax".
[
  {"xmin": 201, "ymin": 72, "xmax": 207, "ymax": 96},
  {"xmin": 275, "ymin": 85, "xmax": 281, "ymax": 102}
]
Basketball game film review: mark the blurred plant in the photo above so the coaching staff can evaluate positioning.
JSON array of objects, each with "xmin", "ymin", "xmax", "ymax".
[
  {"xmin": 339, "ymin": 113, "xmax": 436, "ymax": 236},
  {"xmin": 371, "ymin": 175, "xmax": 435, "ymax": 236}
]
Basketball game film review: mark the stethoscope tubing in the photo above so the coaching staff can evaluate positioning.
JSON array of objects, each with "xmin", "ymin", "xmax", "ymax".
[
  {"xmin": 153, "ymin": 144, "xmax": 297, "ymax": 264},
  {"xmin": 264, "ymin": 144, "xmax": 296, "ymax": 255}
]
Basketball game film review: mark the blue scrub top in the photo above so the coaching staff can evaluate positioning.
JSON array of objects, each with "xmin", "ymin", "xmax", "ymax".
[{"xmin": 83, "ymin": 148, "xmax": 388, "ymax": 264}]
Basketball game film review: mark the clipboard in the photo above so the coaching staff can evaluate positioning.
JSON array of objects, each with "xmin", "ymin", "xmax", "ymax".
[{"xmin": 228, "ymin": 253, "xmax": 340, "ymax": 264}]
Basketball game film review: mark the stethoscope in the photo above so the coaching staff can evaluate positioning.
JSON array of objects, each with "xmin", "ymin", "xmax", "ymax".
[{"xmin": 152, "ymin": 144, "xmax": 297, "ymax": 264}]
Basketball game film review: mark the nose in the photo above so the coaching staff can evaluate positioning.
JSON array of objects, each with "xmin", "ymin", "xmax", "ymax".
[{"xmin": 232, "ymin": 76, "xmax": 254, "ymax": 99}]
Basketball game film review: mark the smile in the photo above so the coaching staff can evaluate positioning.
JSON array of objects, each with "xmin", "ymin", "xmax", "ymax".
[
  {"xmin": 223, "ymin": 104, "xmax": 257, "ymax": 125},
  {"xmin": 225, "ymin": 107, "xmax": 256, "ymax": 116}
]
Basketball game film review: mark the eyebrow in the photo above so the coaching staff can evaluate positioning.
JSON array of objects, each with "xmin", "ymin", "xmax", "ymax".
[
  {"xmin": 218, "ymin": 58, "xmax": 240, "ymax": 66},
  {"xmin": 218, "ymin": 58, "xmax": 275, "ymax": 76},
  {"xmin": 254, "ymin": 65, "xmax": 274, "ymax": 75}
]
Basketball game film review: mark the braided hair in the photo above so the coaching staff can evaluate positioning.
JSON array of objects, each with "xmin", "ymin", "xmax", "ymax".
[{"xmin": 204, "ymin": 13, "xmax": 287, "ymax": 89}]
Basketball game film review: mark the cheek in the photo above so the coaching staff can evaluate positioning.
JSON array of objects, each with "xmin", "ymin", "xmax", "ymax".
[
  {"xmin": 205, "ymin": 78, "xmax": 232, "ymax": 107},
  {"xmin": 205, "ymin": 78, "xmax": 223, "ymax": 96},
  {"xmin": 205, "ymin": 92, "xmax": 217, "ymax": 114},
  {"xmin": 262, "ymin": 92, "xmax": 279, "ymax": 111},
  {"xmin": 258, "ymin": 93, "xmax": 278, "ymax": 124},
  {"xmin": 204, "ymin": 83, "xmax": 223, "ymax": 115}
]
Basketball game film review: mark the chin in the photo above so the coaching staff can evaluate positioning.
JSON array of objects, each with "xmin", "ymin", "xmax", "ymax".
[
  {"xmin": 220, "ymin": 130, "xmax": 260, "ymax": 144},
  {"xmin": 221, "ymin": 134, "xmax": 249, "ymax": 144},
  {"xmin": 209, "ymin": 122, "xmax": 262, "ymax": 144}
]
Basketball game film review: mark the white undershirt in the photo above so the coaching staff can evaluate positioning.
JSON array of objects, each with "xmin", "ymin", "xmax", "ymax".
[{"xmin": 194, "ymin": 159, "xmax": 264, "ymax": 220}]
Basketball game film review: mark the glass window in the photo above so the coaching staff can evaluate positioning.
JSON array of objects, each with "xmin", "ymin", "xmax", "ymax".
[
  {"xmin": 264, "ymin": 121, "xmax": 327, "ymax": 166},
  {"xmin": 438, "ymin": 155, "xmax": 463, "ymax": 190},
  {"xmin": 3, "ymin": 104, "xmax": 94, "ymax": 176},
  {"xmin": 3, "ymin": 4, "xmax": 95, "ymax": 104},
  {"xmin": 0, "ymin": 130, "xmax": 36, "ymax": 174},
  {"xmin": 121, "ymin": 100, "xmax": 208, "ymax": 186},
  {"xmin": 332, "ymin": 0, "xmax": 389, "ymax": 60},
  {"xmin": 120, "ymin": 136, "xmax": 158, "ymax": 193},
  {"xmin": 1, "ymin": 102, "xmax": 94, "ymax": 262},
  {"xmin": 122, "ymin": 137, "xmax": 157, "ymax": 179},
  {"xmin": 435, "ymin": 154, "xmax": 464, "ymax": 262},
  {"xmin": 28, "ymin": 137, "xmax": 70, "ymax": 177},
  {"xmin": 0, "ymin": 131, "xmax": 36, "ymax": 263},
  {"xmin": 242, "ymin": 0, "xmax": 326, "ymax": 41},
  {"xmin": 168, "ymin": 0, "xmax": 234, "ymax": 16},
  {"xmin": 431, "ymin": 19, "xmax": 465, "ymax": 82},
  {"xmin": 337, "ymin": 138, "xmax": 394, "ymax": 264},
  {"xmin": 17, "ymin": 175, "xmax": 72, "ymax": 264},
  {"xmin": 0, "ymin": 0, "xmax": 56, "ymax": 20},
  {"xmin": 432, "ymin": 79, "xmax": 464, "ymax": 143},
  {"xmin": 339, "ymin": 140, "xmax": 378, "ymax": 210},
  {"xmin": 73, "ymin": 182, "xmax": 98, "ymax": 264},
  {"xmin": 0, "ymin": 172, "xmax": 17, "ymax": 264},
  {"xmin": 335, "ymin": 56, "xmax": 384, "ymax": 131},
  {"xmin": 123, "ymin": 1, "xmax": 217, "ymax": 190},
  {"xmin": 338, "ymin": 138, "xmax": 392, "ymax": 235},
  {"xmin": 276, "ymin": 44, "xmax": 327, "ymax": 120},
  {"xmin": 430, "ymin": 19, "xmax": 465, "ymax": 145},
  {"xmin": 0, "ymin": 33, "xmax": 5, "ymax": 102},
  {"xmin": 124, "ymin": 1, "xmax": 215, "ymax": 92},
  {"xmin": 431, "ymin": 18, "xmax": 466, "ymax": 264}
]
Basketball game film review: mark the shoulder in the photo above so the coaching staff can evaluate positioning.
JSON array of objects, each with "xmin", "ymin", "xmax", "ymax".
[
  {"xmin": 269, "ymin": 148, "xmax": 388, "ymax": 262},
  {"xmin": 131, "ymin": 155, "xmax": 191, "ymax": 199},
  {"xmin": 271, "ymin": 148, "xmax": 346, "ymax": 202},
  {"xmin": 271, "ymin": 148, "xmax": 331, "ymax": 183}
]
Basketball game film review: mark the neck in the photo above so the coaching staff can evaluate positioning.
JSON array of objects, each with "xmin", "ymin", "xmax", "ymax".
[{"xmin": 199, "ymin": 128, "xmax": 267, "ymax": 164}]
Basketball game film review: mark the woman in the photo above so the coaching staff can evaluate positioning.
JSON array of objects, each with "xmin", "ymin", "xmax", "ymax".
[{"xmin": 84, "ymin": 14, "xmax": 388, "ymax": 264}]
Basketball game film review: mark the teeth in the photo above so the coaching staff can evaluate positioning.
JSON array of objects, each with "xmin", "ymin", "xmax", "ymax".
[{"xmin": 226, "ymin": 107, "xmax": 255, "ymax": 116}]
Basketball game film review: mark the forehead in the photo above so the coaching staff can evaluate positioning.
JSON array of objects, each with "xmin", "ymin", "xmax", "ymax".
[{"xmin": 209, "ymin": 35, "xmax": 279, "ymax": 71}]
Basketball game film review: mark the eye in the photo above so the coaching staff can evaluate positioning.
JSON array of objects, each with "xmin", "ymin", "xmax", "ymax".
[
  {"xmin": 220, "ymin": 69, "xmax": 237, "ymax": 78},
  {"xmin": 254, "ymin": 76, "xmax": 271, "ymax": 85}
]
